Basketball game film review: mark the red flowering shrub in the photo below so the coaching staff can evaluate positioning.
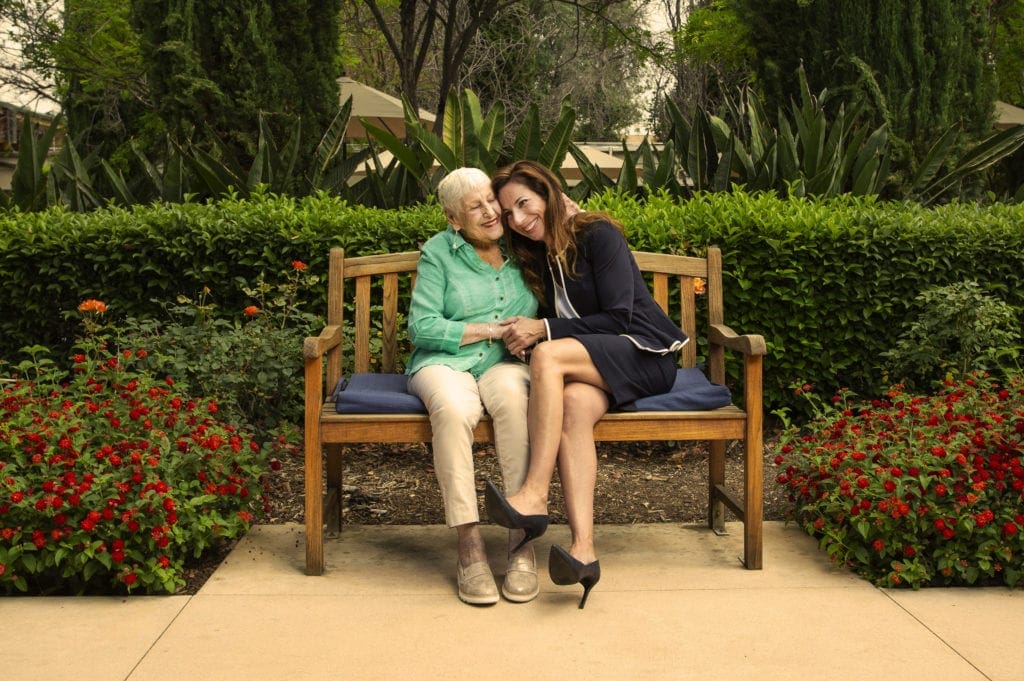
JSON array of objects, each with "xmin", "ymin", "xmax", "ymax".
[
  {"xmin": 0, "ymin": 306, "xmax": 266, "ymax": 594},
  {"xmin": 774, "ymin": 375, "xmax": 1024, "ymax": 589}
]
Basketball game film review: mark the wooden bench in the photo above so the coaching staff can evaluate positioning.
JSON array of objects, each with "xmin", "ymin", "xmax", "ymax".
[{"xmin": 303, "ymin": 245, "xmax": 767, "ymax": 575}]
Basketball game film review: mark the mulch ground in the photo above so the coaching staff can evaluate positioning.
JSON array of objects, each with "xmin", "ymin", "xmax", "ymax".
[{"xmin": 182, "ymin": 433, "xmax": 790, "ymax": 593}]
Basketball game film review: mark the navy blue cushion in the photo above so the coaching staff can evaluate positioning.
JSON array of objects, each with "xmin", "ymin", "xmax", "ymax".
[
  {"xmin": 333, "ymin": 373, "xmax": 427, "ymax": 414},
  {"xmin": 616, "ymin": 367, "xmax": 732, "ymax": 412}
]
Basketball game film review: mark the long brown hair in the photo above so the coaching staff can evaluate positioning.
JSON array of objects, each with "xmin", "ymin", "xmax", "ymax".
[{"xmin": 492, "ymin": 160, "xmax": 622, "ymax": 304}]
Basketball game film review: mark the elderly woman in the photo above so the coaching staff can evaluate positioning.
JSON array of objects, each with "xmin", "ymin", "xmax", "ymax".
[{"xmin": 406, "ymin": 167, "xmax": 539, "ymax": 606}]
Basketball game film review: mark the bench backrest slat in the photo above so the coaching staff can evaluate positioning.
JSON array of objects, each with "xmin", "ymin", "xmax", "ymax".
[
  {"xmin": 381, "ymin": 272, "xmax": 400, "ymax": 373},
  {"xmin": 354, "ymin": 277, "xmax": 372, "ymax": 372},
  {"xmin": 327, "ymin": 245, "xmax": 725, "ymax": 379}
]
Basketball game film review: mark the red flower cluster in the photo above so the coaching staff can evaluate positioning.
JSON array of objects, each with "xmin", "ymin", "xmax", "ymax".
[
  {"xmin": 775, "ymin": 375, "xmax": 1024, "ymax": 589},
  {"xmin": 0, "ymin": 341, "xmax": 266, "ymax": 595}
]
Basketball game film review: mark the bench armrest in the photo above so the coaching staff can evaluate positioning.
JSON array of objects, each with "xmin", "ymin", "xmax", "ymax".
[
  {"xmin": 303, "ymin": 325, "xmax": 343, "ymax": 360},
  {"xmin": 709, "ymin": 323, "xmax": 767, "ymax": 356}
]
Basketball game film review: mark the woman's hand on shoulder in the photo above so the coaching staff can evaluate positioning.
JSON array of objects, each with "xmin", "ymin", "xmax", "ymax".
[{"xmin": 561, "ymin": 192, "xmax": 581, "ymax": 219}]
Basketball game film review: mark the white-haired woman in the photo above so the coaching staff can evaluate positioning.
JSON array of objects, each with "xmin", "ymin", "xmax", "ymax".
[{"xmin": 406, "ymin": 167, "xmax": 539, "ymax": 605}]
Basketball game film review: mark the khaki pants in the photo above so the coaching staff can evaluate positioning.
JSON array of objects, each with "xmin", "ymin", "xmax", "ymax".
[{"xmin": 408, "ymin": 362, "xmax": 530, "ymax": 527}]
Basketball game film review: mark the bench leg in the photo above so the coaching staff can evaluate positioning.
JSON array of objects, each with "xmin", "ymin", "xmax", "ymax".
[
  {"xmin": 743, "ymin": 425, "xmax": 764, "ymax": 570},
  {"xmin": 305, "ymin": 434, "xmax": 324, "ymax": 575},
  {"xmin": 708, "ymin": 440, "xmax": 727, "ymax": 535},
  {"xmin": 325, "ymin": 443, "xmax": 344, "ymax": 536}
]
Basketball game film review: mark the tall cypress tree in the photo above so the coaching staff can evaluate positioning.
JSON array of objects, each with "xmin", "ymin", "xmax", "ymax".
[
  {"xmin": 267, "ymin": 0, "xmax": 342, "ymax": 158},
  {"xmin": 57, "ymin": 0, "xmax": 160, "ymax": 177},
  {"xmin": 735, "ymin": 0, "xmax": 996, "ymax": 175},
  {"xmin": 130, "ymin": 0, "xmax": 340, "ymax": 178}
]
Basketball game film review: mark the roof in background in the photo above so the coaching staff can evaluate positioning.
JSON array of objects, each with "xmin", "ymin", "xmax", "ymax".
[
  {"xmin": 995, "ymin": 100, "xmax": 1024, "ymax": 130},
  {"xmin": 338, "ymin": 77, "xmax": 435, "ymax": 139}
]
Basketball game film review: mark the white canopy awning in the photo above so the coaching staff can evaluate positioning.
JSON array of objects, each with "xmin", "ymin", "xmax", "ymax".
[
  {"xmin": 995, "ymin": 100, "xmax": 1024, "ymax": 131},
  {"xmin": 338, "ymin": 77, "xmax": 436, "ymax": 140}
]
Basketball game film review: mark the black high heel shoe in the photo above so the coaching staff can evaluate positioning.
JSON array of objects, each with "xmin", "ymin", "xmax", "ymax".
[
  {"xmin": 484, "ymin": 481, "xmax": 548, "ymax": 553},
  {"xmin": 548, "ymin": 544, "xmax": 601, "ymax": 609}
]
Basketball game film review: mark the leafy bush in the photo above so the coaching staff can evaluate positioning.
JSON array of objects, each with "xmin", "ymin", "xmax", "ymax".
[
  {"xmin": 0, "ymin": 302, "xmax": 267, "ymax": 594},
  {"xmin": 120, "ymin": 260, "xmax": 321, "ymax": 433},
  {"xmin": 883, "ymin": 280, "xmax": 1021, "ymax": 389},
  {"xmin": 774, "ymin": 376, "xmax": 1024, "ymax": 589}
]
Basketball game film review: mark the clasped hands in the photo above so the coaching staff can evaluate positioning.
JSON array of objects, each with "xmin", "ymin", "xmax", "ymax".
[{"xmin": 496, "ymin": 316, "xmax": 546, "ymax": 359}]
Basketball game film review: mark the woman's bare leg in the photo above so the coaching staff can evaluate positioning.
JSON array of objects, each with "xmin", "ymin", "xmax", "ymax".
[
  {"xmin": 557, "ymin": 382, "xmax": 608, "ymax": 564},
  {"xmin": 504, "ymin": 338, "xmax": 608, "ymax": 516}
]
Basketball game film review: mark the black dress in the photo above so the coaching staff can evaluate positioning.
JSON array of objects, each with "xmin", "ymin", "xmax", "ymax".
[{"xmin": 540, "ymin": 221, "xmax": 688, "ymax": 409}]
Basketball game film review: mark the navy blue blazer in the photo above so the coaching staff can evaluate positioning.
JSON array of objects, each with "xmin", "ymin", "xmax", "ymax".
[{"xmin": 541, "ymin": 220, "xmax": 689, "ymax": 354}]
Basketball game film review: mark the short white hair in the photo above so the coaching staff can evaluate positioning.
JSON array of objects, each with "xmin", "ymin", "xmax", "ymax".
[{"xmin": 436, "ymin": 167, "xmax": 491, "ymax": 216}]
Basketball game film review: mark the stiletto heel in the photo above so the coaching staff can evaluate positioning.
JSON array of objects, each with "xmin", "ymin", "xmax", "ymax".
[
  {"xmin": 548, "ymin": 544, "xmax": 601, "ymax": 609},
  {"xmin": 484, "ymin": 481, "xmax": 548, "ymax": 552}
]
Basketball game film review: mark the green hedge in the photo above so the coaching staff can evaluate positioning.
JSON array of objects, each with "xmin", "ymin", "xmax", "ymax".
[
  {"xmin": 0, "ymin": 190, "xmax": 446, "ymax": 362},
  {"xmin": 592, "ymin": 191, "xmax": 1024, "ymax": 410},
  {"xmin": 2, "ymin": 190, "xmax": 1023, "ymax": 414}
]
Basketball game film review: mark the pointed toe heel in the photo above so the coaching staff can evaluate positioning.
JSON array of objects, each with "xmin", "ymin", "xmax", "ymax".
[
  {"xmin": 484, "ymin": 481, "xmax": 548, "ymax": 552},
  {"xmin": 548, "ymin": 544, "xmax": 601, "ymax": 610}
]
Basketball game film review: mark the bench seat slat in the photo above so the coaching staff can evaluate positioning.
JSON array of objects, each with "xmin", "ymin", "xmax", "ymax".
[{"xmin": 318, "ymin": 401, "xmax": 747, "ymax": 443}]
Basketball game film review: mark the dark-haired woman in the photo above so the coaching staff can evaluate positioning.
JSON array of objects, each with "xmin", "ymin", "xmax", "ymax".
[{"xmin": 485, "ymin": 160, "xmax": 687, "ymax": 608}]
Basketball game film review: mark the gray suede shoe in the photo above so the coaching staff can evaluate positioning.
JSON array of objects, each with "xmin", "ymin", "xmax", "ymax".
[
  {"xmin": 457, "ymin": 561, "xmax": 499, "ymax": 605},
  {"xmin": 502, "ymin": 551, "xmax": 539, "ymax": 603}
]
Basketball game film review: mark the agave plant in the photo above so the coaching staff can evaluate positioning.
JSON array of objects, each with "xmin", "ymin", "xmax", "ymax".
[
  {"xmin": 8, "ymin": 114, "xmax": 66, "ymax": 211},
  {"xmin": 364, "ymin": 88, "xmax": 578, "ymax": 197},
  {"xmin": 907, "ymin": 124, "xmax": 1024, "ymax": 205},
  {"xmin": 664, "ymin": 68, "xmax": 890, "ymax": 198}
]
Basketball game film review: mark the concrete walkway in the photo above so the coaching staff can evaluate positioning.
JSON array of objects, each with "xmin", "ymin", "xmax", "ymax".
[{"xmin": 4, "ymin": 521, "xmax": 1023, "ymax": 681}]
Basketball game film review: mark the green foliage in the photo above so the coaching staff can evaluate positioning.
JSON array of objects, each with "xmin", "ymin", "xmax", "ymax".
[
  {"xmin": 993, "ymin": 2, "xmax": 1024, "ymax": 105},
  {"xmin": 883, "ymin": 281, "xmax": 1021, "ymax": 389},
  {"xmin": 6, "ymin": 75, "xmax": 1020, "ymax": 212},
  {"xmin": 681, "ymin": 0, "xmax": 755, "ymax": 72},
  {"xmin": 129, "ymin": 0, "xmax": 341, "ymax": 180},
  {"xmin": 658, "ymin": 65, "xmax": 1024, "ymax": 203},
  {"xmin": 775, "ymin": 375, "xmax": 1024, "ymax": 589},
  {"xmin": 120, "ymin": 262, "xmax": 322, "ymax": 433},
  {"xmin": 4, "ymin": 191, "xmax": 1024, "ymax": 419},
  {"xmin": 8, "ymin": 115, "xmax": 65, "ymax": 211},
  {"xmin": 0, "ymin": 193, "xmax": 446, "ymax": 364},
  {"xmin": 0, "ymin": 308, "xmax": 266, "ymax": 594},
  {"xmin": 729, "ymin": 0, "xmax": 999, "ymax": 191},
  {"xmin": 60, "ymin": 0, "xmax": 158, "ymax": 174},
  {"xmin": 908, "ymin": 124, "xmax": 1024, "ymax": 205},
  {"xmin": 363, "ymin": 88, "xmax": 578, "ymax": 202}
]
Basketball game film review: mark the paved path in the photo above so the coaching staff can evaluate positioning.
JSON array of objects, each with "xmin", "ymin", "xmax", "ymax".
[{"xmin": 4, "ymin": 522, "xmax": 1023, "ymax": 680}]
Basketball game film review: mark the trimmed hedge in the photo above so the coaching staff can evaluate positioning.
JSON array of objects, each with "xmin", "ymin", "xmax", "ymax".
[
  {"xmin": 0, "ymin": 191, "xmax": 445, "ymax": 362},
  {"xmin": 2, "ymin": 190, "xmax": 1023, "ymax": 414},
  {"xmin": 592, "ymin": 191, "xmax": 1024, "ymax": 410}
]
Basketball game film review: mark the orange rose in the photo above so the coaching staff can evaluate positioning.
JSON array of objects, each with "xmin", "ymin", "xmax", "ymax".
[
  {"xmin": 291, "ymin": 260, "xmax": 308, "ymax": 271},
  {"xmin": 693, "ymin": 278, "xmax": 706, "ymax": 295},
  {"xmin": 244, "ymin": 305, "xmax": 260, "ymax": 317},
  {"xmin": 78, "ymin": 299, "xmax": 107, "ymax": 314}
]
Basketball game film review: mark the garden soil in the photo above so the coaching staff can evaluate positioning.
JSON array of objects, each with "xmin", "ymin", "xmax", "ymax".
[{"xmin": 182, "ymin": 435, "xmax": 790, "ymax": 593}]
